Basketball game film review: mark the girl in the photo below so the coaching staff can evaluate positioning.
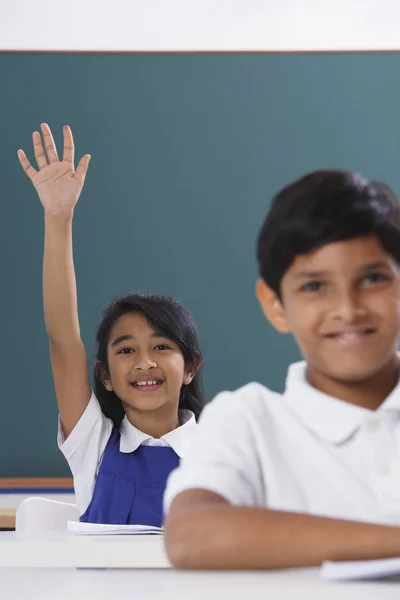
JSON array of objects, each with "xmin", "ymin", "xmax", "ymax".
[{"xmin": 18, "ymin": 124, "xmax": 204, "ymax": 526}]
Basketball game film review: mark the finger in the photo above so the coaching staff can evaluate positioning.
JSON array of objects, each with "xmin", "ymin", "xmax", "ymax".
[
  {"xmin": 62, "ymin": 125, "xmax": 75, "ymax": 165},
  {"xmin": 75, "ymin": 154, "xmax": 91, "ymax": 186},
  {"xmin": 40, "ymin": 123, "xmax": 59, "ymax": 163},
  {"xmin": 32, "ymin": 130, "xmax": 48, "ymax": 170},
  {"xmin": 17, "ymin": 149, "xmax": 38, "ymax": 181}
]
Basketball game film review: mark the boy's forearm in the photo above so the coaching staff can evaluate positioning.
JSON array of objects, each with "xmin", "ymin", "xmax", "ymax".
[{"xmin": 165, "ymin": 505, "xmax": 400, "ymax": 570}]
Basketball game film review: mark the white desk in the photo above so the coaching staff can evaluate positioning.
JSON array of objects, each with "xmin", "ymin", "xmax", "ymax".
[
  {"xmin": 0, "ymin": 567, "xmax": 398, "ymax": 600},
  {"xmin": 1, "ymin": 533, "xmax": 399, "ymax": 599},
  {"xmin": 0, "ymin": 531, "xmax": 170, "ymax": 568}
]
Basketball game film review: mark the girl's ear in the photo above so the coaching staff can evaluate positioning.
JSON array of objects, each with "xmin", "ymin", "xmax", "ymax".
[
  {"xmin": 95, "ymin": 360, "xmax": 113, "ymax": 391},
  {"xmin": 184, "ymin": 354, "xmax": 202, "ymax": 385},
  {"xmin": 255, "ymin": 278, "xmax": 291, "ymax": 334}
]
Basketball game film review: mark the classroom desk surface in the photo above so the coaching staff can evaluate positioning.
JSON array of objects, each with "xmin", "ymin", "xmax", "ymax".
[
  {"xmin": 0, "ymin": 531, "xmax": 170, "ymax": 568},
  {"xmin": 1, "ymin": 567, "xmax": 399, "ymax": 600}
]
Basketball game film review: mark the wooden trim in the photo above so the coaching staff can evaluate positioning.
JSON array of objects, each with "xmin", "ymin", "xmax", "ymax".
[
  {"xmin": 0, "ymin": 478, "xmax": 73, "ymax": 490},
  {"xmin": 0, "ymin": 508, "xmax": 16, "ymax": 529}
]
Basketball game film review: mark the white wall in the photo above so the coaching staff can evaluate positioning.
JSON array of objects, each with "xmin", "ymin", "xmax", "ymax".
[{"xmin": 2, "ymin": 0, "xmax": 400, "ymax": 51}]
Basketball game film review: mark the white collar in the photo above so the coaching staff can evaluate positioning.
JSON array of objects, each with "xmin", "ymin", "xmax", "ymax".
[
  {"xmin": 283, "ymin": 361, "xmax": 400, "ymax": 445},
  {"xmin": 118, "ymin": 409, "xmax": 196, "ymax": 457}
]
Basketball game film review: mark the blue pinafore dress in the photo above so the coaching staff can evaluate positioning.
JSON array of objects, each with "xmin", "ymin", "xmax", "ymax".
[{"xmin": 80, "ymin": 429, "xmax": 180, "ymax": 526}]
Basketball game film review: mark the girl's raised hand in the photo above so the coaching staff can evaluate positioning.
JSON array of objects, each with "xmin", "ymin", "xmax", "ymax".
[{"xmin": 18, "ymin": 124, "xmax": 91, "ymax": 217}]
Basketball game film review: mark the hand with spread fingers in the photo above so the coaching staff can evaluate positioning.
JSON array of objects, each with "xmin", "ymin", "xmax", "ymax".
[
  {"xmin": 17, "ymin": 123, "xmax": 92, "ymax": 438},
  {"xmin": 17, "ymin": 123, "xmax": 91, "ymax": 217}
]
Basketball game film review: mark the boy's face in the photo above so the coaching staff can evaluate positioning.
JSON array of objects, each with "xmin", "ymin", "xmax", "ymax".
[{"xmin": 257, "ymin": 235, "xmax": 400, "ymax": 386}]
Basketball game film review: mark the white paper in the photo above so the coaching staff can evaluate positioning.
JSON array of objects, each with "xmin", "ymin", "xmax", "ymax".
[
  {"xmin": 320, "ymin": 557, "xmax": 400, "ymax": 581},
  {"xmin": 67, "ymin": 521, "xmax": 163, "ymax": 536}
]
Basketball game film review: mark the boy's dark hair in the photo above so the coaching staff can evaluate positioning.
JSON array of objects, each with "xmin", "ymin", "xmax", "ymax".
[
  {"xmin": 94, "ymin": 292, "xmax": 205, "ymax": 428},
  {"xmin": 257, "ymin": 169, "xmax": 400, "ymax": 298}
]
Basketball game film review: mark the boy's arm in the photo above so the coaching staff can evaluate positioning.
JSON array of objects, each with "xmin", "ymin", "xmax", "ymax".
[
  {"xmin": 165, "ymin": 489, "xmax": 400, "ymax": 569},
  {"xmin": 163, "ymin": 388, "xmax": 400, "ymax": 569}
]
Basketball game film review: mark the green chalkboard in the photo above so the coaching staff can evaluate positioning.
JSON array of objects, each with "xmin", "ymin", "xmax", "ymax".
[{"xmin": 1, "ymin": 52, "xmax": 400, "ymax": 476}]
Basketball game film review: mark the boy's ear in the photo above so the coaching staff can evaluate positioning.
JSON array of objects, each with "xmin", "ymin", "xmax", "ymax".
[{"xmin": 255, "ymin": 278, "xmax": 291, "ymax": 334}]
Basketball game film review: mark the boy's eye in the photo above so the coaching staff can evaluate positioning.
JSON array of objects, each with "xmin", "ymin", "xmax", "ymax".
[
  {"xmin": 363, "ymin": 272, "xmax": 390, "ymax": 286},
  {"xmin": 300, "ymin": 281, "xmax": 325, "ymax": 293}
]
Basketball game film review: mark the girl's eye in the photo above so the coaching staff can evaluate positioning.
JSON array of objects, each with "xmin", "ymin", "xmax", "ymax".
[
  {"xmin": 118, "ymin": 348, "xmax": 133, "ymax": 354},
  {"xmin": 155, "ymin": 344, "xmax": 170, "ymax": 351},
  {"xmin": 300, "ymin": 281, "xmax": 325, "ymax": 293},
  {"xmin": 363, "ymin": 272, "xmax": 390, "ymax": 286}
]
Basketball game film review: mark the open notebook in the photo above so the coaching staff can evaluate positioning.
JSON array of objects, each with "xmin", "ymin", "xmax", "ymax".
[
  {"xmin": 67, "ymin": 521, "xmax": 163, "ymax": 535},
  {"xmin": 320, "ymin": 557, "xmax": 400, "ymax": 581}
]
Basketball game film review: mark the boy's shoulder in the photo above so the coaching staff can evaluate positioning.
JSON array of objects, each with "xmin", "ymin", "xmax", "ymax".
[
  {"xmin": 231, "ymin": 380, "xmax": 281, "ymax": 403},
  {"xmin": 204, "ymin": 361, "xmax": 307, "ymax": 424},
  {"xmin": 206, "ymin": 380, "xmax": 283, "ymax": 420}
]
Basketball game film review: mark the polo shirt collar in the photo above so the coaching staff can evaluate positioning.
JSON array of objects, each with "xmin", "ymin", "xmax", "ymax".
[{"xmin": 283, "ymin": 361, "xmax": 400, "ymax": 445}]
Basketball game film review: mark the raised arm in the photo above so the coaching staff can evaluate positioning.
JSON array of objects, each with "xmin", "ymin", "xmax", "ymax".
[{"xmin": 18, "ymin": 124, "xmax": 91, "ymax": 437}]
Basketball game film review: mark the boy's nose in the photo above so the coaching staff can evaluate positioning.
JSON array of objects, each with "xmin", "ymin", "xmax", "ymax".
[{"xmin": 332, "ymin": 290, "xmax": 367, "ymax": 322}]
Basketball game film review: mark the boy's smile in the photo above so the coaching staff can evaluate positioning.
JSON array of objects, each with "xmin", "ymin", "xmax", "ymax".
[
  {"xmin": 258, "ymin": 235, "xmax": 400, "ymax": 407},
  {"xmin": 323, "ymin": 328, "xmax": 376, "ymax": 346}
]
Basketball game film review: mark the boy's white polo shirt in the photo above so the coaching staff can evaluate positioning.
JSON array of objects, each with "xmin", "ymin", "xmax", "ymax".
[
  {"xmin": 57, "ymin": 393, "xmax": 197, "ymax": 516},
  {"xmin": 164, "ymin": 361, "xmax": 400, "ymax": 525}
]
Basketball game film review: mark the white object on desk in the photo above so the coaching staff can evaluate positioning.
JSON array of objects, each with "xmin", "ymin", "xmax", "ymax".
[
  {"xmin": 15, "ymin": 497, "xmax": 79, "ymax": 532},
  {"xmin": 67, "ymin": 521, "xmax": 163, "ymax": 535},
  {"xmin": 0, "ymin": 531, "xmax": 170, "ymax": 568},
  {"xmin": 0, "ymin": 492, "xmax": 75, "ymax": 509},
  {"xmin": 321, "ymin": 557, "xmax": 400, "ymax": 581}
]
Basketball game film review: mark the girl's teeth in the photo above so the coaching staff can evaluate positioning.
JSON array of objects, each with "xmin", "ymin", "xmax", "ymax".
[{"xmin": 136, "ymin": 380, "xmax": 158, "ymax": 386}]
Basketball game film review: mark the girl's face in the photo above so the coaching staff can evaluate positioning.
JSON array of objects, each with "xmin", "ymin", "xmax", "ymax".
[{"xmin": 104, "ymin": 312, "xmax": 195, "ymax": 417}]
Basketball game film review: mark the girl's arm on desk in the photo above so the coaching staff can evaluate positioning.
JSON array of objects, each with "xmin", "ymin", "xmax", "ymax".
[
  {"xmin": 165, "ymin": 490, "xmax": 400, "ymax": 570},
  {"xmin": 18, "ymin": 124, "xmax": 91, "ymax": 438}
]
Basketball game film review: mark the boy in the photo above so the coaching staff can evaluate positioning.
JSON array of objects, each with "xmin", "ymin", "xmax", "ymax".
[{"xmin": 164, "ymin": 169, "xmax": 400, "ymax": 569}]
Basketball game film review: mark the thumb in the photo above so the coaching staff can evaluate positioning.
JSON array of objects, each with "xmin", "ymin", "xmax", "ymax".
[{"xmin": 75, "ymin": 154, "xmax": 91, "ymax": 186}]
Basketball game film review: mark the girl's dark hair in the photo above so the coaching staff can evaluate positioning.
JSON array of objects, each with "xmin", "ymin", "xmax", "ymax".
[
  {"xmin": 94, "ymin": 292, "xmax": 205, "ymax": 428},
  {"xmin": 257, "ymin": 169, "xmax": 400, "ymax": 298}
]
